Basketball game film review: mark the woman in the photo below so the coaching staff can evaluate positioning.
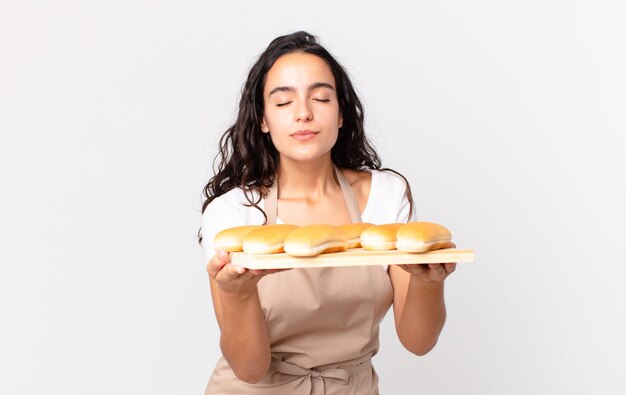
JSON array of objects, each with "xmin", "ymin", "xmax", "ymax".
[{"xmin": 200, "ymin": 31, "xmax": 456, "ymax": 394}]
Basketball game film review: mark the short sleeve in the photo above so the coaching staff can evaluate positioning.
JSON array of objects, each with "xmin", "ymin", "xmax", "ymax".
[
  {"xmin": 395, "ymin": 177, "xmax": 418, "ymax": 223},
  {"xmin": 199, "ymin": 188, "xmax": 266, "ymax": 263},
  {"xmin": 200, "ymin": 198, "xmax": 232, "ymax": 262},
  {"xmin": 362, "ymin": 170, "xmax": 418, "ymax": 225},
  {"xmin": 363, "ymin": 170, "xmax": 418, "ymax": 272}
]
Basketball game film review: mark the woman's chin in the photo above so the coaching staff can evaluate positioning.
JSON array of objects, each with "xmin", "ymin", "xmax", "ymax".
[{"xmin": 279, "ymin": 149, "xmax": 332, "ymax": 164}]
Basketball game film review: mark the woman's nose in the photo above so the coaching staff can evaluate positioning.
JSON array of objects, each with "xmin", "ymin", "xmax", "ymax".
[{"xmin": 294, "ymin": 100, "xmax": 313, "ymax": 122}]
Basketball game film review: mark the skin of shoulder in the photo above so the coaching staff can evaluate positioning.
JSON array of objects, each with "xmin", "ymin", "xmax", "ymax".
[{"xmin": 341, "ymin": 168, "xmax": 372, "ymax": 213}]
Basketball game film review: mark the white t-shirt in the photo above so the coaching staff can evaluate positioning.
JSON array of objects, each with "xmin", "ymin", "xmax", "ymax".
[{"xmin": 200, "ymin": 169, "xmax": 417, "ymax": 261}]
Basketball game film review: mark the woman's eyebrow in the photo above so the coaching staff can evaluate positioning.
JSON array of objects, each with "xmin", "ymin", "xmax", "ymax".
[
  {"xmin": 309, "ymin": 82, "xmax": 335, "ymax": 91},
  {"xmin": 268, "ymin": 86, "xmax": 295, "ymax": 97},
  {"xmin": 268, "ymin": 82, "xmax": 335, "ymax": 97}
]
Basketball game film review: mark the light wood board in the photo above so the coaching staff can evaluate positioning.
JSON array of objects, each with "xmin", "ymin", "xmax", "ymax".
[{"xmin": 231, "ymin": 248, "xmax": 474, "ymax": 269}]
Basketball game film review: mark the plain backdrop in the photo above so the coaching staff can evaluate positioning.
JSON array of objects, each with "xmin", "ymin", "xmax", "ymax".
[{"xmin": 2, "ymin": 1, "xmax": 625, "ymax": 394}]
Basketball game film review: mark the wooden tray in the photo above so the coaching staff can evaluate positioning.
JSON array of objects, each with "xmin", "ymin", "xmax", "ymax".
[{"xmin": 231, "ymin": 248, "xmax": 474, "ymax": 269}]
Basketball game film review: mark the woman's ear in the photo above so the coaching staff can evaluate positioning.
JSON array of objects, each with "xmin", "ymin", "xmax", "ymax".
[
  {"xmin": 338, "ymin": 114, "xmax": 343, "ymax": 129},
  {"xmin": 260, "ymin": 117, "xmax": 269, "ymax": 133}
]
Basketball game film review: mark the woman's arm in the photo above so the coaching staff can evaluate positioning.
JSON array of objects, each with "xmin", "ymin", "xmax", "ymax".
[
  {"xmin": 388, "ymin": 260, "xmax": 456, "ymax": 355},
  {"xmin": 207, "ymin": 251, "xmax": 278, "ymax": 383}
]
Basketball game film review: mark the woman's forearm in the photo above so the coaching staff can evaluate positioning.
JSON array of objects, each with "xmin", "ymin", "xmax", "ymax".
[
  {"xmin": 217, "ymin": 288, "xmax": 271, "ymax": 383},
  {"xmin": 397, "ymin": 277, "xmax": 447, "ymax": 355}
]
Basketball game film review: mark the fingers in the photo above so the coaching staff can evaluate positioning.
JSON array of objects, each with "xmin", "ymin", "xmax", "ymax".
[
  {"xmin": 208, "ymin": 251, "xmax": 280, "ymax": 282},
  {"xmin": 207, "ymin": 251, "xmax": 247, "ymax": 281},
  {"xmin": 444, "ymin": 262, "xmax": 457, "ymax": 275},
  {"xmin": 249, "ymin": 267, "xmax": 291, "ymax": 276},
  {"xmin": 207, "ymin": 251, "xmax": 229, "ymax": 277},
  {"xmin": 427, "ymin": 262, "xmax": 457, "ymax": 280},
  {"xmin": 250, "ymin": 269, "xmax": 274, "ymax": 276},
  {"xmin": 227, "ymin": 262, "xmax": 247, "ymax": 277},
  {"xmin": 428, "ymin": 263, "xmax": 447, "ymax": 279}
]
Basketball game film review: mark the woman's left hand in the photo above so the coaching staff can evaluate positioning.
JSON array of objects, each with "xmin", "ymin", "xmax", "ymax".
[
  {"xmin": 397, "ymin": 242, "xmax": 457, "ymax": 283},
  {"xmin": 398, "ymin": 262, "xmax": 456, "ymax": 283}
]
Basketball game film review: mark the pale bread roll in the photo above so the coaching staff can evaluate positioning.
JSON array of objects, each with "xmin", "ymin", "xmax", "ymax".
[
  {"xmin": 339, "ymin": 223, "xmax": 374, "ymax": 249},
  {"xmin": 284, "ymin": 224, "xmax": 349, "ymax": 257},
  {"xmin": 396, "ymin": 222, "xmax": 453, "ymax": 253},
  {"xmin": 360, "ymin": 223, "xmax": 403, "ymax": 251},
  {"xmin": 213, "ymin": 225, "xmax": 261, "ymax": 252},
  {"xmin": 242, "ymin": 224, "xmax": 298, "ymax": 254}
]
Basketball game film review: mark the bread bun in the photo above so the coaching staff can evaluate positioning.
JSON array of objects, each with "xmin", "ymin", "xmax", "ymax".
[
  {"xmin": 284, "ymin": 224, "xmax": 349, "ymax": 257},
  {"xmin": 213, "ymin": 225, "xmax": 261, "ymax": 252},
  {"xmin": 339, "ymin": 223, "xmax": 374, "ymax": 249},
  {"xmin": 242, "ymin": 224, "xmax": 299, "ymax": 254},
  {"xmin": 396, "ymin": 222, "xmax": 453, "ymax": 253},
  {"xmin": 360, "ymin": 223, "xmax": 403, "ymax": 250}
]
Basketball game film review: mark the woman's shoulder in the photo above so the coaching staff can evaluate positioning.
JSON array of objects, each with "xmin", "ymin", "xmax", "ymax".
[
  {"xmin": 341, "ymin": 168, "xmax": 372, "ymax": 193},
  {"xmin": 342, "ymin": 168, "xmax": 407, "ymax": 193},
  {"xmin": 201, "ymin": 187, "xmax": 265, "ymax": 229},
  {"xmin": 206, "ymin": 187, "xmax": 261, "ymax": 209},
  {"xmin": 200, "ymin": 187, "xmax": 266, "ymax": 259},
  {"xmin": 373, "ymin": 168, "xmax": 409, "ymax": 191},
  {"xmin": 341, "ymin": 168, "xmax": 411, "ymax": 222}
]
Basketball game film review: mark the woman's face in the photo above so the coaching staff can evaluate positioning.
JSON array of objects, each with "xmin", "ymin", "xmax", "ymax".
[{"xmin": 261, "ymin": 52, "xmax": 342, "ymax": 164}]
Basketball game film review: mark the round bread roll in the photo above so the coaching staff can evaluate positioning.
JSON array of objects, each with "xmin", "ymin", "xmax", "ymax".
[
  {"xmin": 396, "ymin": 222, "xmax": 453, "ymax": 253},
  {"xmin": 213, "ymin": 225, "xmax": 261, "ymax": 252},
  {"xmin": 284, "ymin": 224, "xmax": 349, "ymax": 257},
  {"xmin": 339, "ymin": 223, "xmax": 374, "ymax": 249},
  {"xmin": 242, "ymin": 224, "xmax": 299, "ymax": 254},
  {"xmin": 360, "ymin": 223, "xmax": 403, "ymax": 251}
]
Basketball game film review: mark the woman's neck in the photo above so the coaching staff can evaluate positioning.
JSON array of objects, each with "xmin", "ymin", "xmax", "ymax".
[{"xmin": 276, "ymin": 157, "xmax": 339, "ymax": 200}]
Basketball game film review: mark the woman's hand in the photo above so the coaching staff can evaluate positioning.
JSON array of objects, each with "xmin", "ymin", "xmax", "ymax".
[
  {"xmin": 206, "ymin": 250, "xmax": 279, "ymax": 383},
  {"xmin": 207, "ymin": 251, "xmax": 284, "ymax": 298},
  {"xmin": 397, "ymin": 262, "xmax": 456, "ymax": 283},
  {"xmin": 397, "ymin": 242, "xmax": 457, "ymax": 284}
]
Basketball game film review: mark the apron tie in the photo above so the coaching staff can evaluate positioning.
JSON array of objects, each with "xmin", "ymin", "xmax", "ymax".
[{"xmin": 270, "ymin": 358, "xmax": 372, "ymax": 395}]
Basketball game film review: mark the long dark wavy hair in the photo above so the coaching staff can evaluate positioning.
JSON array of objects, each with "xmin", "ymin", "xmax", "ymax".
[{"xmin": 199, "ymin": 31, "xmax": 413, "ymax": 243}]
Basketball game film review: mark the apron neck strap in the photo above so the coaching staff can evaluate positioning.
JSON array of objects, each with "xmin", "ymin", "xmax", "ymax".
[{"xmin": 264, "ymin": 165, "xmax": 363, "ymax": 225}]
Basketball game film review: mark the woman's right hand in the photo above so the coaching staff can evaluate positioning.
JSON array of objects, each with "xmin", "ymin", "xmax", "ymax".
[{"xmin": 207, "ymin": 251, "xmax": 283, "ymax": 298}]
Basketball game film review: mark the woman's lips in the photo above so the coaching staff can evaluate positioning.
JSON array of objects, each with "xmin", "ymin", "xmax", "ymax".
[{"xmin": 290, "ymin": 130, "xmax": 319, "ymax": 141}]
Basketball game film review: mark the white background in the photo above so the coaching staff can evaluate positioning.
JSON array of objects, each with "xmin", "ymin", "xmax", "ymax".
[{"xmin": 2, "ymin": 1, "xmax": 625, "ymax": 394}]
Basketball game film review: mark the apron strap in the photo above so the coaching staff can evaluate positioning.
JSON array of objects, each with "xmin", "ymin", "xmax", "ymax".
[
  {"xmin": 264, "ymin": 166, "xmax": 363, "ymax": 225},
  {"xmin": 264, "ymin": 179, "xmax": 278, "ymax": 226},
  {"xmin": 333, "ymin": 165, "xmax": 363, "ymax": 223},
  {"xmin": 270, "ymin": 357, "xmax": 372, "ymax": 395}
]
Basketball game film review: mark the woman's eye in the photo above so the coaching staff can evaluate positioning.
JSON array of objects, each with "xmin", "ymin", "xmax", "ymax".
[
  {"xmin": 314, "ymin": 98, "xmax": 330, "ymax": 102},
  {"xmin": 276, "ymin": 101, "xmax": 291, "ymax": 107}
]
